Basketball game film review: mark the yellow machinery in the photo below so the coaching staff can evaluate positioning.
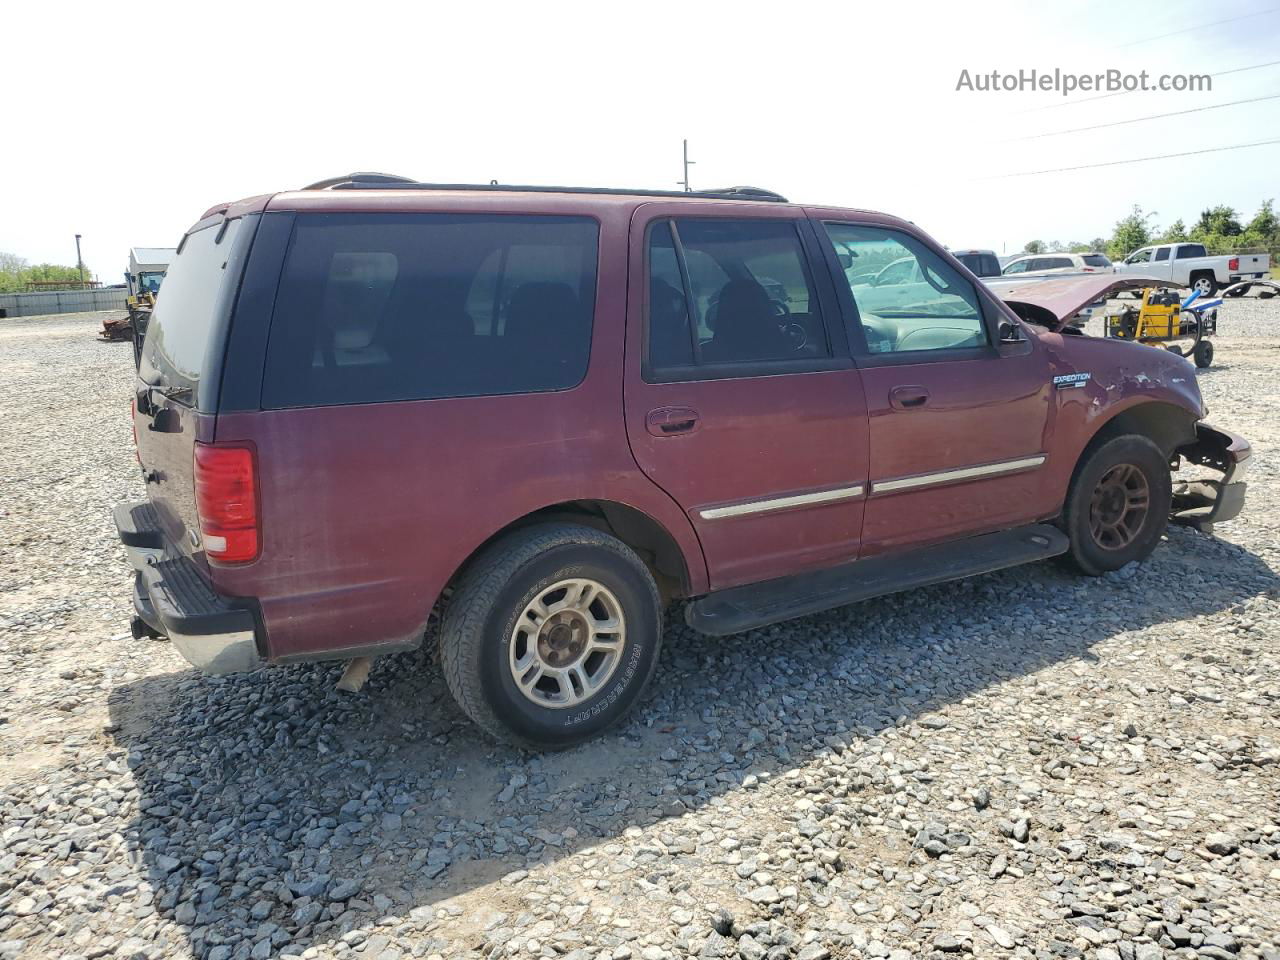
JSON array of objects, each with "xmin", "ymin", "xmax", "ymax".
[{"xmin": 1104, "ymin": 288, "xmax": 1217, "ymax": 368}]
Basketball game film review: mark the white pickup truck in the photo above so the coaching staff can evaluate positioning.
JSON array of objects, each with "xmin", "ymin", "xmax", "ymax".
[{"xmin": 1114, "ymin": 242, "xmax": 1270, "ymax": 296}]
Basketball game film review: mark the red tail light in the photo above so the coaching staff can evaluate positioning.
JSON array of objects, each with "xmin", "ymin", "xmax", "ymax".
[
  {"xmin": 194, "ymin": 443, "xmax": 260, "ymax": 565},
  {"xmin": 1229, "ymin": 257, "xmax": 1239, "ymax": 271}
]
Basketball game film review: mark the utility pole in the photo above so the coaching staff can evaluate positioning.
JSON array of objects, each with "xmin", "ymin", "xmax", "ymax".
[
  {"xmin": 677, "ymin": 139, "xmax": 695, "ymax": 192},
  {"xmin": 74, "ymin": 234, "xmax": 84, "ymax": 287}
]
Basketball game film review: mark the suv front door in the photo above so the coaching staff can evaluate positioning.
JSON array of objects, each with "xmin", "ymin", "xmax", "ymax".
[
  {"xmin": 623, "ymin": 206, "xmax": 870, "ymax": 590},
  {"xmin": 818, "ymin": 220, "xmax": 1054, "ymax": 555}
]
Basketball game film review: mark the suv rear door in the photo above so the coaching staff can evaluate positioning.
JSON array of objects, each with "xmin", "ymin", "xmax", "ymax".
[
  {"xmin": 133, "ymin": 213, "xmax": 258, "ymax": 566},
  {"xmin": 623, "ymin": 204, "xmax": 870, "ymax": 590},
  {"xmin": 816, "ymin": 219, "xmax": 1054, "ymax": 554}
]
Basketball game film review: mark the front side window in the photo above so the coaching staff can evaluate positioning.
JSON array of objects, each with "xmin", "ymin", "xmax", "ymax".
[
  {"xmin": 1003, "ymin": 259, "xmax": 1029, "ymax": 275},
  {"xmin": 262, "ymin": 214, "xmax": 598, "ymax": 408},
  {"xmin": 825, "ymin": 223, "xmax": 988, "ymax": 355},
  {"xmin": 644, "ymin": 218, "xmax": 830, "ymax": 376},
  {"xmin": 1127, "ymin": 248, "xmax": 1152, "ymax": 264},
  {"xmin": 1153, "ymin": 247, "xmax": 1171, "ymax": 262}
]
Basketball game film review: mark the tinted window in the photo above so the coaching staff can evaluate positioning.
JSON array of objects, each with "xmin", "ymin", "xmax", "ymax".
[
  {"xmin": 644, "ymin": 218, "xmax": 830, "ymax": 374},
  {"xmin": 262, "ymin": 214, "xmax": 598, "ymax": 408},
  {"xmin": 951, "ymin": 253, "xmax": 1002, "ymax": 277},
  {"xmin": 1128, "ymin": 248, "xmax": 1152, "ymax": 263},
  {"xmin": 1003, "ymin": 259, "xmax": 1029, "ymax": 274},
  {"xmin": 1082, "ymin": 254, "xmax": 1111, "ymax": 267},
  {"xmin": 826, "ymin": 224, "xmax": 988, "ymax": 354},
  {"xmin": 1153, "ymin": 247, "xmax": 1171, "ymax": 262},
  {"xmin": 140, "ymin": 217, "xmax": 246, "ymax": 400},
  {"xmin": 1176, "ymin": 244, "xmax": 1207, "ymax": 259}
]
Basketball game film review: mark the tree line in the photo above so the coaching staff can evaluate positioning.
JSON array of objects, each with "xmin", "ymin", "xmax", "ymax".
[
  {"xmin": 0, "ymin": 252, "xmax": 94, "ymax": 293},
  {"xmin": 1022, "ymin": 199, "xmax": 1278, "ymax": 261}
]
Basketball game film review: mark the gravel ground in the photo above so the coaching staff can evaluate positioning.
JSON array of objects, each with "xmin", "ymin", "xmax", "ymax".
[{"xmin": 1, "ymin": 304, "xmax": 1278, "ymax": 960}]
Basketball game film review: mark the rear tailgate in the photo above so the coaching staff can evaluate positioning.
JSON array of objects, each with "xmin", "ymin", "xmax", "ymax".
[
  {"xmin": 133, "ymin": 214, "xmax": 257, "ymax": 567},
  {"xmin": 1236, "ymin": 252, "xmax": 1270, "ymax": 274}
]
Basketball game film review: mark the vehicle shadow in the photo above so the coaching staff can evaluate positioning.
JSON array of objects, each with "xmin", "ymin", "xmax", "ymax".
[{"xmin": 106, "ymin": 525, "xmax": 1278, "ymax": 960}]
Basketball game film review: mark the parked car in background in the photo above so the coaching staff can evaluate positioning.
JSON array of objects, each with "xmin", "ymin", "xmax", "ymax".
[
  {"xmin": 1114, "ymin": 242, "xmax": 1270, "ymax": 296},
  {"xmin": 115, "ymin": 174, "xmax": 1250, "ymax": 748},
  {"xmin": 1003, "ymin": 252, "xmax": 1114, "ymax": 277},
  {"xmin": 951, "ymin": 249, "xmax": 1002, "ymax": 278}
]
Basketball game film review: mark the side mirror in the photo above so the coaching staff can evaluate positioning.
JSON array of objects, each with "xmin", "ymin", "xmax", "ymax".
[
  {"xmin": 837, "ymin": 253, "xmax": 853, "ymax": 270},
  {"xmin": 998, "ymin": 320, "xmax": 1026, "ymax": 344}
]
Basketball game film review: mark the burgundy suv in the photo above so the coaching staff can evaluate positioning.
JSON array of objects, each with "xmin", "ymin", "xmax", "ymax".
[{"xmin": 116, "ymin": 173, "xmax": 1250, "ymax": 747}]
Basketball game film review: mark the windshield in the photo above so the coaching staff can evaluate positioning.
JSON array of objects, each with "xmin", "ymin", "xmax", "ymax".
[
  {"xmin": 1082, "ymin": 254, "xmax": 1111, "ymax": 268},
  {"xmin": 138, "ymin": 217, "xmax": 248, "ymax": 401}
]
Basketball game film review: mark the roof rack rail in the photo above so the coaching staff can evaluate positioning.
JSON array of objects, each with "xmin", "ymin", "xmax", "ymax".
[
  {"xmin": 302, "ymin": 172, "xmax": 420, "ymax": 190},
  {"xmin": 301, "ymin": 176, "xmax": 788, "ymax": 203}
]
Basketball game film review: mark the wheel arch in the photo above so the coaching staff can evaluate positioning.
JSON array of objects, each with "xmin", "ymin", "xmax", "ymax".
[
  {"xmin": 447, "ymin": 499, "xmax": 698, "ymax": 605},
  {"xmin": 1066, "ymin": 400, "xmax": 1198, "ymax": 496}
]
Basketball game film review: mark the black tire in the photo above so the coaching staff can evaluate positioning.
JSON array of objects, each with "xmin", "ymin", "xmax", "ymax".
[
  {"xmin": 1164, "ymin": 344, "xmax": 1184, "ymax": 356},
  {"xmin": 1259, "ymin": 288, "xmax": 1276, "ymax": 299},
  {"xmin": 439, "ymin": 523, "xmax": 662, "ymax": 749},
  {"xmin": 1189, "ymin": 273, "xmax": 1217, "ymax": 298},
  {"xmin": 1193, "ymin": 339, "xmax": 1214, "ymax": 368},
  {"xmin": 1061, "ymin": 435, "xmax": 1172, "ymax": 576}
]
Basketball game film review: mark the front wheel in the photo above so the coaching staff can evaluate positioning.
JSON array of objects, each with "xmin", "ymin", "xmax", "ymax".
[
  {"xmin": 1193, "ymin": 339, "xmax": 1214, "ymax": 368},
  {"xmin": 439, "ymin": 523, "xmax": 663, "ymax": 749},
  {"xmin": 1061, "ymin": 435, "xmax": 1172, "ymax": 575}
]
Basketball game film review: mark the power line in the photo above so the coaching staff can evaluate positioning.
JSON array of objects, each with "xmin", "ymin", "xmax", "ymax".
[
  {"xmin": 981, "ymin": 137, "xmax": 1280, "ymax": 179},
  {"xmin": 1117, "ymin": 6, "xmax": 1278, "ymax": 47},
  {"xmin": 1016, "ymin": 58, "xmax": 1280, "ymax": 113},
  {"xmin": 1004, "ymin": 92, "xmax": 1280, "ymax": 141}
]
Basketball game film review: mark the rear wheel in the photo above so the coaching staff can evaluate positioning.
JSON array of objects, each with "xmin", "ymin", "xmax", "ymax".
[
  {"xmin": 439, "ymin": 523, "xmax": 662, "ymax": 749},
  {"xmin": 1062, "ymin": 435, "xmax": 1172, "ymax": 575},
  {"xmin": 1190, "ymin": 274, "xmax": 1217, "ymax": 297}
]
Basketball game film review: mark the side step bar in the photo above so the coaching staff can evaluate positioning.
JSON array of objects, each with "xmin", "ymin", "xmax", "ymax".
[{"xmin": 686, "ymin": 523, "xmax": 1069, "ymax": 636}]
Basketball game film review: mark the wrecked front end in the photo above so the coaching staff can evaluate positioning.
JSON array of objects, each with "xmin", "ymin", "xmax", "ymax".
[{"xmin": 1172, "ymin": 423, "xmax": 1251, "ymax": 534}]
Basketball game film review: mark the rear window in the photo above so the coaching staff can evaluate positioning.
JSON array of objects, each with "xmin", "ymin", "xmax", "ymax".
[
  {"xmin": 262, "ymin": 214, "xmax": 599, "ymax": 408},
  {"xmin": 139, "ymin": 217, "xmax": 247, "ymax": 401},
  {"xmin": 1176, "ymin": 244, "xmax": 1207, "ymax": 259},
  {"xmin": 1083, "ymin": 254, "xmax": 1111, "ymax": 267},
  {"xmin": 955, "ymin": 252, "xmax": 1001, "ymax": 277}
]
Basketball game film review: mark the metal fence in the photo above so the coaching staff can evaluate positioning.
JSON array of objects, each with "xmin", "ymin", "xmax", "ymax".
[{"xmin": 0, "ymin": 288, "xmax": 128, "ymax": 318}]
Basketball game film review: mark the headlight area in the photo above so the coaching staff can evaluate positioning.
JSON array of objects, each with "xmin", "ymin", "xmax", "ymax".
[{"xmin": 1169, "ymin": 423, "xmax": 1251, "ymax": 533}]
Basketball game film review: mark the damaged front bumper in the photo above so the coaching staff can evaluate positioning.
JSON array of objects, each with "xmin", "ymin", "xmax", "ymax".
[{"xmin": 1171, "ymin": 423, "xmax": 1251, "ymax": 534}]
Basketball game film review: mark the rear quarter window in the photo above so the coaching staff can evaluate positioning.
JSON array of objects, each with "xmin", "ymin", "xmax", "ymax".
[{"xmin": 262, "ymin": 214, "xmax": 599, "ymax": 408}]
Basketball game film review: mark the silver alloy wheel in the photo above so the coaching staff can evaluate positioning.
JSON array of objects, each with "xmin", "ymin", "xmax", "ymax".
[
  {"xmin": 1194, "ymin": 277, "xmax": 1214, "ymax": 295},
  {"xmin": 509, "ymin": 578, "xmax": 626, "ymax": 708}
]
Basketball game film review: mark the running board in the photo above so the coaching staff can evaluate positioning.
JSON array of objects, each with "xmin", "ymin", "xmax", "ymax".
[{"xmin": 685, "ymin": 523, "xmax": 1069, "ymax": 636}]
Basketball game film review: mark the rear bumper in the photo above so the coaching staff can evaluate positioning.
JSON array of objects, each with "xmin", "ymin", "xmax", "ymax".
[
  {"xmin": 1171, "ymin": 423, "xmax": 1250, "ymax": 533},
  {"xmin": 115, "ymin": 503, "xmax": 262, "ymax": 674}
]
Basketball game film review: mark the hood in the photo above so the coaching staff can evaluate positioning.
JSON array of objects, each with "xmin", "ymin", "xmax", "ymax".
[{"xmin": 987, "ymin": 273, "xmax": 1162, "ymax": 330}]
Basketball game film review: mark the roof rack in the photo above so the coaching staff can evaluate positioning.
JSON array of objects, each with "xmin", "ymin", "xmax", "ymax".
[{"xmin": 300, "ymin": 173, "xmax": 788, "ymax": 203}]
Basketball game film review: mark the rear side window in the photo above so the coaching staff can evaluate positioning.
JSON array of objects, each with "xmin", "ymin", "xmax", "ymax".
[
  {"xmin": 140, "ymin": 217, "xmax": 246, "ymax": 401},
  {"xmin": 262, "ymin": 215, "xmax": 598, "ymax": 408},
  {"xmin": 644, "ymin": 218, "xmax": 830, "ymax": 376},
  {"xmin": 1176, "ymin": 244, "xmax": 1207, "ymax": 259},
  {"xmin": 1083, "ymin": 254, "xmax": 1111, "ymax": 267}
]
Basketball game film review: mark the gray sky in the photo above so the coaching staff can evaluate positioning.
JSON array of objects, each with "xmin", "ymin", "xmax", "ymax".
[{"xmin": 3, "ymin": 0, "xmax": 1278, "ymax": 279}]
